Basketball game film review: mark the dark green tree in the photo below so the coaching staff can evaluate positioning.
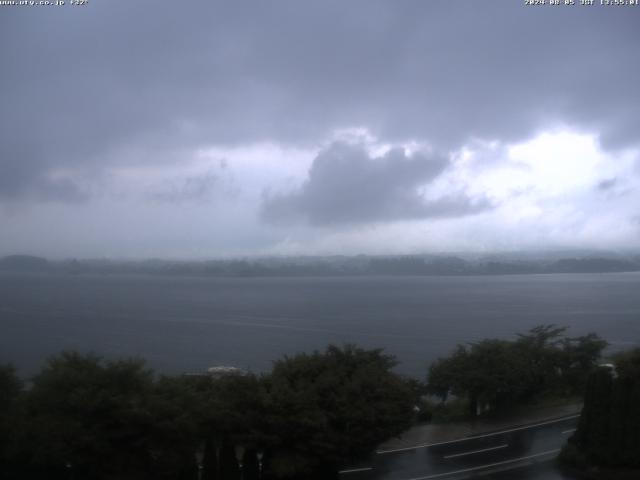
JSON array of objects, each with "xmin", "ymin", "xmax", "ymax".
[
  {"xmin": 17, "ymin": 352, "xmax": 157, "ymax": 479},
  {"xmin": 0, "ymin": 364, "xmax": 23, "ymax": 472},
  {"xmin": 196, "ymin": 372, "xmax": 271, "ymax": 479},
  {"xmin": 428, "ymin": 340, "xmax": 528, "ymax": 416},
  {"xmin": 0, "ymin": 363, "xmax": 22, "ymax": 411},
  {"xmin": 144, "ymin": 375, "xmax": 209, "ymax": 479},
  {"xmin": 265, "ymin": 344, "xmax": 414, "ymax": 478},
  {"xmin": 564, "ymin": 348, "xmax": 640, "ymax": 470},
  {"xmin": 515, "ymin": 324, "xmax": 567, "ymax": 396},
  {"xmin": 558, "ymin": 332, "xmax": 608, "ymax": 394},
  {"xmin": 427, "ymin": 325, "xmax": 606, "ymax": 417}
]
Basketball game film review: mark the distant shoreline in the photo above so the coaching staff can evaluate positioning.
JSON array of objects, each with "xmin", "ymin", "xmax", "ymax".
[
  {"xmin": 2, "ymin": 270, "xmax": 640, "ymax": 280},
  {"xmin": 2, "ymin": 253, "xmax": 640, "ymax": 278}
]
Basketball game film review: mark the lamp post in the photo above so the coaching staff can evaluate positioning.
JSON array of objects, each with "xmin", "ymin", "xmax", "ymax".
[
  {"xmin": 65, "ymin": 461, "xmax": 72, "ymax": 480},
  {"xmin": 234, "ymin": 445, "xmax": 245, "ymax": 480},
  {"xmin": 195, "ymin": 443, "xmax": 205, "ymax": 480},
  {"xmin": 256, "ymin": 450, "xmax": 264, "ymax": 479}
]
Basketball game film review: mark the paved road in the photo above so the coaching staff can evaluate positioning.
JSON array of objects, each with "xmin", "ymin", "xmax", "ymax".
[{"xmin": 340, "ymin": 415, "xmax": 579, "ymax": 480}]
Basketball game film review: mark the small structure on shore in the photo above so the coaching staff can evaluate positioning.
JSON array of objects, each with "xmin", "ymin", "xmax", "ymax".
[{"xmin": 207, "ymin": 366, "xmax": 248, "ymax": 379}]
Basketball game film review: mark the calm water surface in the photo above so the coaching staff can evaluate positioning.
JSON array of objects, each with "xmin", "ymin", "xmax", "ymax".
[{"xmin": 1, "ymin": 272, "xmax": 639, "ymax": 377}]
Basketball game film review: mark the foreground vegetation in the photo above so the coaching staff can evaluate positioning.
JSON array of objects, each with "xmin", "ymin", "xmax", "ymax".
[
  {"xmin": 0, "ymin": 345, "xmax": 414, "ymax": 480},
  {"xmin": 0, "ymin": 325, "xmax": 611, "ymax": 479}
]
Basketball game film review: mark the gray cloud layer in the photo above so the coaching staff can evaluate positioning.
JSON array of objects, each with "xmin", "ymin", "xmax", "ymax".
[
  {"xmin": 2, "ymin": 1, "xmax": 640, "ymax": 257},
  {"xmin": 1, "ymin": 1, "xmax": 639, "ymax": 203},
  {"xmin": 261, "ymin": 142, "xmax": 489, "ymax": 226},
  {"xmin": 150, "ymin": 172, "xmax": 220, "ymax": 204}
]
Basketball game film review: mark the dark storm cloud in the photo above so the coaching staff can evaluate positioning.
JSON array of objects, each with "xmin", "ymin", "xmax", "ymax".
[
  {"xmin": 1, "ymin": 0, "xmax": 639, "ymax": 202},
  {"xmin": 261, "ymin": 142, "xmax": 489, "ymax": 226}
]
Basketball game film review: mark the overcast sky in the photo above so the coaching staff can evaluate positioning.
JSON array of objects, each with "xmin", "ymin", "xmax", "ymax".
[{"xmin": 1, "ymin": 0, "xmax": 639, "ymax": 258}]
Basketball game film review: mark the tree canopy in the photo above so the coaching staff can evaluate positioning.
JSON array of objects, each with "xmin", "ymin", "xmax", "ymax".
[
  {"xmin": 563, "ymin": 347, "xmax": 640, "ymax": 470},
  {"xmin": 0, "ymin": 346, "xmax": 414, "ymax": 480},
  {"xmin": 0, "ymin": 331, "xmax": 607, "ymax": 478},
  {"xmin": 427, "ymin": 325, "xmax": 607, "ymax": 416},
  {"xmin": 265, "ymin": 345, "xmax": 414, "ymax": 477}
]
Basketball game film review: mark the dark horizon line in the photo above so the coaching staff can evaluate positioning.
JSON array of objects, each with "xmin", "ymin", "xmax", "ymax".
[{"xmin": 2, "ymin": 247, "xmax": 640, "ymax": 263}]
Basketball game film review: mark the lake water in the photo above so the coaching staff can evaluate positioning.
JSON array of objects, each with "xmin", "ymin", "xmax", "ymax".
[{"xmin": 1, "ymin": 272, "xmax": 639, "ymax": 378}]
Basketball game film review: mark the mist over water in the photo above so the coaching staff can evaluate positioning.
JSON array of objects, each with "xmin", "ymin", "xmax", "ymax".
[{"xmin": 2, "ymin": 272, "xmax": 639, "ymax": 378}]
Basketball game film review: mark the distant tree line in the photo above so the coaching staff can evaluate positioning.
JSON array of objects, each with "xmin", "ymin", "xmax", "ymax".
[{"xmin": 2, "ymin": 254, "xmax": 640, "ymax": 277}]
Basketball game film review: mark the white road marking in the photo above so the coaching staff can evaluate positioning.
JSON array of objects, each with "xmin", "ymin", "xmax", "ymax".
[
  {"xmin": 561, "ymin": 428, "xmax": 576, "ymax": 434},
  {"xmin": 443, "ymin": 443, "xmax": 509, "ymax": 459},
  {"xmin": 377, "ymin": 414, "xmax": 580, "ymax": 454},
  {"xmin": 338, "ymin": 467, "xmax": 373, "ymax": 474},
  {"xmin": 405, "ymin": 449, "xmax": 561, "ymax": 480}
]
